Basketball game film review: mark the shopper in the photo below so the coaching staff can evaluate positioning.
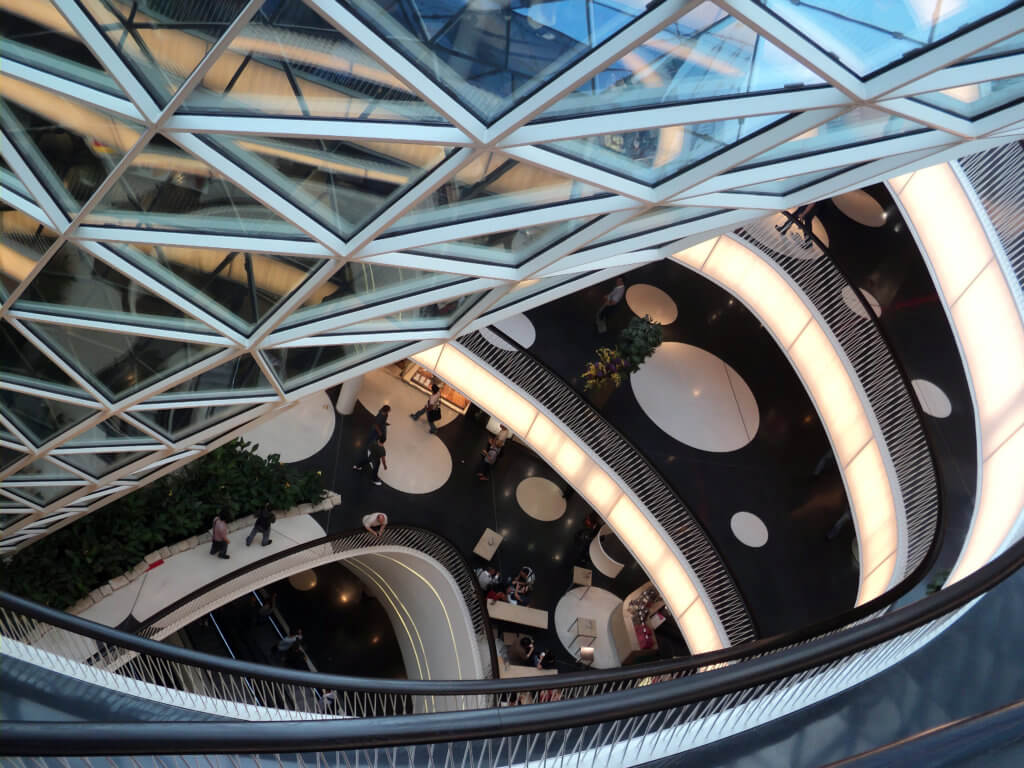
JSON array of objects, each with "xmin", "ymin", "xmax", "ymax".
[
  {"xmin": 363, "ymin": 512, "xmax": 389, "ymax": 538},
  {"xmin": 494, "ymin": 423, "xmax": 512, "ymax": 454},
  {"xmin": 475, "ymin": 565, "xmax": 501, "ymax": 590},
  {"xmin": 476, "ymin": 438, "xmax": 499, "ymax": 481},
  {"xmin": 595, "ymin": 277, "xmax": 626, "ymax": 332},
  {"xmin": 410, "ymin": 383, "xmax": 443, "ymax": 434},
  {"xmin": 353, "ymin": 435, "xmax": 388, "ymax": 486},
  {"xmin": 245, "ymin": 504, "xmax": 275, "ymax": 547},
  {"xmin": 273, "ymin": 629, "xmax": 303, "ymax": 661},
  {"xmin": 209, "ymin": 515, "xmax": 230, "ymax": 559},
  {"xmin": 367, "ymin": 404, "xmax": 391, "ymax": 445}
]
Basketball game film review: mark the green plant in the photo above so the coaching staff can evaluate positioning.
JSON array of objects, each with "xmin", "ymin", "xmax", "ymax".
[
  {"xmin": 581, "ymin": 315, "xmax": 663, "ymax": 391},
  {"xmin": 0, "ymin": 439, "xmax": 326, "ymax": 610}
]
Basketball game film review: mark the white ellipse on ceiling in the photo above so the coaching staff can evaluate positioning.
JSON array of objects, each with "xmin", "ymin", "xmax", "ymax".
[
  {"xmin": 730, "ymin": 511, "xmax": 769, "ymax": 548},
  {"xmin": 626, "ymin": 283, "xmax": 678, "ymax": 325}
]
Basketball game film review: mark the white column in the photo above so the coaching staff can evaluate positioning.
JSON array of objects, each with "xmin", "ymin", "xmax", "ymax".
[{"xmin": 335, "ymin": 375, "xmax": 364, "ymax": 416}]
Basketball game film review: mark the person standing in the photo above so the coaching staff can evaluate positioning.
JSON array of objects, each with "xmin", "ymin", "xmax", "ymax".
[
  {"xmin": 367, "ymin": 404, "xmax": 391, "ymax": 446},
  {"xmin": 410, "ymin": 383, "xmax": 443, "ymax": 434},
  {"xmin": 494, "ymin": 423, "xmax": 511, "ymax": 454},
  {"xmin": 353, "ymin": 435, "xmax": 388, "ymax": 486},
  {"xmin": 476, "ymin": 437, "xmax": 499, "ymax": 481},
  {"xmin": 363, "ymin": 512, "xmax": 388, "ymax": 538},
  {"xmin": 210, "ymin": 515, "xmax": 230, "ymax": 559},
  {"xmin": 596, "ymin": 277, "xmax": 626, "ymax": 333},
  {"xmin": 246, "ymin": 504, "xmax": 275, "ymax": 547}
]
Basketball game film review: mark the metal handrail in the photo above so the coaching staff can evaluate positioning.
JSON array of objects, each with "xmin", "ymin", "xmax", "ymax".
[
  {"xmin": 735, "ymin": 219, "xmax": 942, "ymax": 578},
  {"xmin": 4, "ymin": 510, "xmax": 1022, "ymax": 755},
  {"xmin": 455, "ymin": 328, "xmax": 759, "ymax": 646}
]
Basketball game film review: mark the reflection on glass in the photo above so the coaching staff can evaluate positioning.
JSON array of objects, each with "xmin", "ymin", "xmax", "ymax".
[
  {"xmin": 913, "ymin": 74, "xmax": 1024, "ymax": 119},
  {"xmin": 0, "ymin": 320, "xmax": 84, "ymax": 396},
  {"xmin": 5, "ymin": 483, "xmax": 79, "ymax": 506},
  {"xmin": 77, "ymin": 0, "xmax": 246, "ymax": 102},
  {"xmin": 589, "ymin": 206, "xmax": 719, "ymax": 247},
  {"xmin": 8, "ymin": 457, "xmax": 80, "ymax": 481},
  {"xmin": 65, "ymin": 415, "xmax": 154, "ymax": 446},
  {"xmin": 17, "ymin": 242, "xmax": 209, "ymax": 331},
  {"xmin": 263, "ymin": 341, "xmax": 403, "ymax": 390},
  {"xmin": 0, "ymin": 3, "xmax": 122, "ymax": 92},
  {"xmin": 283, "ymin": 262, "xmax": 465, "ymax": 329},
  {"xmin": 389, "ymin": 153, "xmax": 604, "ymax": 233},
  {"xmin": 546, "ymin": 113, "xmax": 784, "ymax": 184},
  {"xmin": 155, "ymin": 354, "xmax": 272, "ymax": 400},
  {"xmin": 185, "ymin": 0, "xmax": 443, "ymax": 122},
  {"xmin": 755, "ymin": 0, "xmax": 1011, "ymax": 76},
  {"xmin": 25, "ymin": 320, "xmax": 221, "ymax": 401},
  {"xmin": 0, "ymin": 389, "xmax": 96, "ymax": 447},
  {"xmin": 492, "ymin": 271, "xmax": 592, "ymax": 310},
  {"xmin": 57, "ymin": 449, "xmax": 151, "ymax": 478},
  {"xmin": 966, "ymin": 30, "xmax": 1024, "ymax": 61},
  {"xmin": 208, "ymin": 135, "xmax": 449, "ymax": 238},
  {"xmin": 347, "ymin": 0, "xmax": 654, "ymax": 123},
  {"xmin": 734, "ymin": 166, "xmax": 857, "ymax": 195},
  {"xmin": 544, "ymin": 2, "xmax": 821, "ymax": 119},
  {"xmin": 0, "ymin": 513, "xmax": 28, "ymax": 531},
  {"xmin": 740, "ymin": 108, "xmax": 927, "ymax": 168},
  {"xmin": 133, "ymin": 402, "xmax": 254, "ymax": 441},
  {"xmin": 414, "ymin": 215, "xmax": 595, "ymax": 266},
  {"xmin": 334, "ymin": 291, "xmax": 482, "ymax": 332},
  {"xmin": 0, "ymin": 158, "xmax": 29, "ymax": 197},
  {"xmin": 110, "ymin": 243, "xmax": 323, "ymax": 334},
  {"xmin": 0, "ymin": 84, "xmax": 144, "ymax": 212},
  {"xmin": 1, "ymin": 445, "xmax": 25, "ymax": 472},
  {"xmin": 0, "ymin": 206, "xmax": 58, "ymax": 298},
  {"xmin": 87, "ymin": 134, "xmax": 304, "ymax": 238}
]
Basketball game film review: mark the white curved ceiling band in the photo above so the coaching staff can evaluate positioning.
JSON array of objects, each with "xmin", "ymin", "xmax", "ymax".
[
  {"xmin": 671, "ymin": 236, "xmax": 902, "ymax": 606},
  {"xmin": 411, "ymin": 343, "xmax": 728, "ymax": 654},
  {"xmin": 889, "ymin": 163, "xmax": 1024, "ymax": 585}
]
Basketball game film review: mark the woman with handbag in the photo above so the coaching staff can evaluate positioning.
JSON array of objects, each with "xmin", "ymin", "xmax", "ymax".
[{"xmin": 410, "ymin": 383, "xmax": 443, "ymax": 434}]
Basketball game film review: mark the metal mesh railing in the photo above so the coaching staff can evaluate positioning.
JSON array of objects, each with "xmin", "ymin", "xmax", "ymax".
[
  {"xmin": 735, "ymin": 220, "xmax": 941, "ymax": 576},
  {"xmin": 455, "ymin": 330, "xmax": 757, "ymax": 646}
]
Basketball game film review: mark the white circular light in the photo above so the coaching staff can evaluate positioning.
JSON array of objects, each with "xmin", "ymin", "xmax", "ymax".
[
  {"xmin": 625, "ymin": 284, "xmax": 678, "ymax": 325},
  {"xmin": 912, "ymin": 379, "xmax": 952, "ymax": 418},
  {"xmin": 730, "ymin": 512, "xmax": 768, "ymax": 548}
]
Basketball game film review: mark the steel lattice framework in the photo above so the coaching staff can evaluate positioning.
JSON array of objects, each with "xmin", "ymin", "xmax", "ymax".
[{"xmin": 1, "ymin": 0, "xmax": 1024, "ymax": 550}]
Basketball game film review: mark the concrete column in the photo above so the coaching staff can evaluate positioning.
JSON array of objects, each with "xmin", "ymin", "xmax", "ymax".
[{"xmin": 335, "ymin": 375, "xmax": 364, "ymax": 416}]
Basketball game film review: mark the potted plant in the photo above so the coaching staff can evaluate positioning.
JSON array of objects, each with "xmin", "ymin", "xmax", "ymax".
[{"xmin": 581, "ymin": 315, "xmax": 663, "ymax": 395}]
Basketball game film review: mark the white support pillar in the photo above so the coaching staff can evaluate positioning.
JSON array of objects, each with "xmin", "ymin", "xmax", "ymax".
[{"xmin": 336, "ymin": 375, "xmax": 365, "ymax": 416}]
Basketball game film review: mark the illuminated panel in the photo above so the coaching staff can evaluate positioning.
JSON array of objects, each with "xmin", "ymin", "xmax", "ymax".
[
  {"xmin": 673, "ymin": 236, "xmax": 903, "ymax": 606},
  {"xmin": 412, "ymin": 344, "xmax": 727, "ymax": 653},
  {"xmin": 893, "ymin": 163, "xmax": 1024, "ymax": 585}
]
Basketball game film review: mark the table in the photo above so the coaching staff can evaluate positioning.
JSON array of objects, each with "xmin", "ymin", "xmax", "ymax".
[
  {"xmin": 487, "ymin": 600, "xmax": 549, "ymax": 629},
  {"xmin": 568, "ymin": 616, "xmax": 598, "ymax": 653},
  {"xmin": 473, "ymin": 528, "xmax": 503, "ymax": 560},
  {"xmin": 572, "ymin": 566, "xmax": 593, "ymax": 599}
]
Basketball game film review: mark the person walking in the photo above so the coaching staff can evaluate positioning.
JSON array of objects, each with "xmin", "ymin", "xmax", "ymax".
[
  {"xmin": 367, "ymin": 404, "xmax": 391, "ymax": 446},
  {"xmin": 363, "ymin": 512, "xmax": 388, "ymax": 538},
  {"xmin": 353, "ymin": 435, "xmax": 388, "ymax": 486},
  {"xmin": 209, "ymin": 515, "xmax": 230, "ymax": 559},
  {"xmin": 476, "ymin": 437, "xmax": 499, "ymax": 481},
  {"xmin": 596, "ymin": 277, "xmax": 626, "ymax": 333},
  {"xmin": 410, "ymin": 383, "xmax": 443, "ymax": 434},
  {"xmin": 494, "ymin": 423, "xmax": 511, "ymax": 454},
  {"xmin": 246, "ymin": 504, "xmax": 275, "ymax": 547}
]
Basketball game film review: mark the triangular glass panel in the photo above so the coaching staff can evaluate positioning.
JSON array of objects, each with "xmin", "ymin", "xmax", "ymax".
[
  {"xmin": 386, "ymin": 153, "xmax": 606, "ymax": 233},
  {"xmin": 16, "ymin": 242, "xmax": 213, "ymax": 333},
  {"xmin": 1, "ymin": 445, "xmax": 26, "ymax": 472},
  {"xmin": 107, "ymin": 242, "xmax": 324, "ymax": 335},
  {"xmin": 263, "ymin": 341, "xmax": 405, "ymax": 391},
  {"xmin": 0, "ymin": 205, "xmax": 59, "ymax": 299},
  {"xmin": 331, "ymin": 289, "xmax": 485, "ymax": 333},
  {"xmin": 0, "ymin": 389, "xmax": 96, "ymax": 446},
  {"xmin": 737, "ymin": 108, "xmax": 929, "ymax": 169},
  {"xmin": 543, "ymin": 113, "xmax": 787, "ymax": 185},
  {"xmin": 7, "ymin": 457, "xmax": 80, "ymax": 482},
  {"xmin": 966, "ymin": 30, "xmax": 1024, "ymax": 62},
  {"xmin": 589, "ymin": 206, "xmax": 720, "ymax": 248},
  {"xmin": 1, "ymin": 2, "xmax": 125, "ymax": 94},
  {"xmin": 542, "ymin": 2, "xmax": 822, "ymax": 120},
  {"xmin": 1, "ymin": 513, "xmax": 29, "ymax": 530},
  {"xmin": 492, "ymin": 271, "xmax": 595, "ymax": 311},
  {"xmin": 65, "ymin": 415, "xmax": 155, "ymax": 446},
  {"xmin": 410, "ymin": 214, "xmax": 599, "ymax": 267},
  {"xmin": 733, "ymin": 165, "xmax": 862, "ymax": 196},
  {"xmin": 76, "ymin": 0, "xmax": 248, "ymax": 104},
  {"xmin": 0, "ymin": 89, "xmax": 145, "ymax": 213},
  {"xmin": 756, "ymin": 0, "xmax": 1015, "ymax": 77},
  {"xmin": 85, "ymin": 133, "xmax": 306, "ymax": 238},
  {"xmin": 56, "ymin": 449, "xmax": 153, "ymax": 479},
  {"xmin": 347, "ymin": 0, "xmax": 658, "ymax": 124},
  {"xmin": 0, "ymin": 319, "xmax": 86, "ymax": 397},
  {"xmin": 155, "ymin": 354, "xmax": 274, "ymax": 400},
  {"xmin": 205, "ymin": 134, "xmax": 451, "ymax": 238},
  {"xmin": 183, "ymin": 0, "xmax": 445, "ymax": 122},
  {"xmin": 911, "ymin": 74, "xmax": 1024, "ymax": 120},
  {"xmin": 5, "ymin": 483, "xmax": 80, "ymax": 507},
  {"xmin": 133, "ymin": 402, "xmax": 255, "ymax": 441},
  {"xmin": 279, "ymin": 263, "xmax": 468, "ymax": 331},
  {"xmin": 0, "ymin": 156, "xmax": 30, "ymax": 198},
  {"xmin": 24, "ymin": 320, "xmax": 222, "ymax": 401}
]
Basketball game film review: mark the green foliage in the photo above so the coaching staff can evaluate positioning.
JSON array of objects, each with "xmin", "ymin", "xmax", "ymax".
[
  {"xmin": 0, "ymin": 439, "xmax": 325, "ymax": 610},
  {"xmin": 581, "ymin": 315, "xmax": 663, "ymax": 391}
]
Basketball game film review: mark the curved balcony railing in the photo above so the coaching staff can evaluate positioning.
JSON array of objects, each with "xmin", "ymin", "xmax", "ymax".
[
  {"xmin": 455, "ymin": 327, "xmax": 757, "ymax": 646},
  {"xmin": 735, "ymin": 220, "xmax": 942, "ymax": 577}
]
